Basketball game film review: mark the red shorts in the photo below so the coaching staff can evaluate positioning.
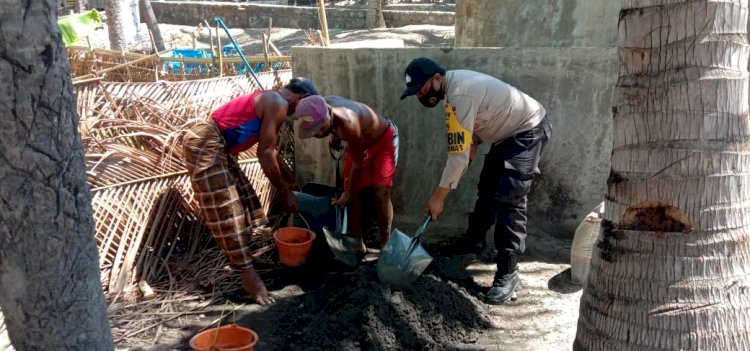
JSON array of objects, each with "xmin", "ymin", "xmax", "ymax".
[{"xmin": 344, "ymin": 125, "xmax": 398, "ymax": 191}]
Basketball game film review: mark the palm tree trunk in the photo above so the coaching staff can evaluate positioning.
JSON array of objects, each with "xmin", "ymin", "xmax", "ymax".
[
  {"xmin": 0, "ymin": 1, "xmax": 113, "ymax": 350},
  {"xmin": 106, "ymin": 0, "xmax": 140, "ymax": 51},
  {"xmin": 575, "ymin": 1, "xmax": 750, "ymax": 349},
  {"xmin": 139, "ymin": 0, "xmax": 164, "ymax": 51}
]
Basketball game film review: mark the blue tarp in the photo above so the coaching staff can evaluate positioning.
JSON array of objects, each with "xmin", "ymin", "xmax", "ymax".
[{"xmin": 160, "ymin": 48, "xmax": 212, "ymax": 74}]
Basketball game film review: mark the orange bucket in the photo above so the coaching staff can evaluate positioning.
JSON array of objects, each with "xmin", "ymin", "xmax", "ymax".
[
  {"xmin": 189, "ymin": 324, "xmax": 258, "ymax": 351},
  {"xmin": 274, "ymin": 212, "xmax": 316, "ymax": 267}
]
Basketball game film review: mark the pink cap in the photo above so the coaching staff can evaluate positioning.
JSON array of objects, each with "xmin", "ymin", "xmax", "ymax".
[{"xmin": 296, "ymin": 95, "xmax": 329, "ymax": 139}]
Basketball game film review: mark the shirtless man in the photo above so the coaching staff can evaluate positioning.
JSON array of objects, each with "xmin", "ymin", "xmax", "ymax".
[
  {"xmin": 183, "ymin": 77, "xmax": 319, "ymax": 304},
  {"xmin": 295, "ymin": 95, "xmax": 399, "ymax": 254}
]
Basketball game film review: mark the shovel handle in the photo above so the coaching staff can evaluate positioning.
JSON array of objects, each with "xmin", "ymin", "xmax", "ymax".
[
  {"xmin": 414, "ymin": 215, "xmax": 431, "ymax": 239},
  {"xmin": 329, "ymin": 143, "xmax": 345, "ymax": 161},
  {"xmin": 333, "ymin": 203, "xmax": 349, "ymax": 236},
  {"xmin": 330, "ymin": 145, "xmax": 344, "ymax": 197},
  {"xmin": 399, "ymin": 215, "xmax": 431, "ymax": 262}
]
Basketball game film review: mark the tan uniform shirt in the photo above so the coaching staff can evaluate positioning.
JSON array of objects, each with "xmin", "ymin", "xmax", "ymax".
[{"xmin": 439, "ymin": 70, "xmax": 546, "ymax": 189}]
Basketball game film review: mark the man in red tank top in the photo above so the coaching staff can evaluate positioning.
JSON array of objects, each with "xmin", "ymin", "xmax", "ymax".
[{"xmin": 183, "ymin": 78, "xmax": 318, "ymax": 305}]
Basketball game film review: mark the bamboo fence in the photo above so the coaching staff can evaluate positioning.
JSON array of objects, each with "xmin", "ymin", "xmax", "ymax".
[
  {"xmin": 75, "ymin": 72, "xmax": 295, "ymax": 342},
  {"xmin": 67, "ymin": 46, "xmax": 292, "ymax": 83}
]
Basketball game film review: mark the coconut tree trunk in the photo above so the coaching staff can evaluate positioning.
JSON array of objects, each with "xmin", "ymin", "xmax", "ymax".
[
  {"xmin": 0, "ymin": 1, "xmax": 113, "ymax": 350},
  {"xmin": 575, "ymin": 1, "xmax": 750, "ymax": 350},
  {"xmin": 105, "ymin": 0, "xmax": 139, "ymax": 51},
  {"xmin": 139, "ymin": 0, "xmax": 164, "ymax": 51},
  {"xmin": 366, "ymin": 0, "xmax": 386, "ymax": 28}
]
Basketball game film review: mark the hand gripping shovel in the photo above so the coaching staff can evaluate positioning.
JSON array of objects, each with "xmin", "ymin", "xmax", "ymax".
[
  {"xmin": 322, "ymin": 146, "xmax": 362, "ymax": 266},
  {"xmin": 377, "ymin": 215, "xmax": 433, "ymax": 286}
]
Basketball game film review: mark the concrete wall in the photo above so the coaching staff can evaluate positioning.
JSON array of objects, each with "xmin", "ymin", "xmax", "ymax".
[
  {"xmin": 455, "ymin": 0, "xmax": 619, "ymax": 48},
  {"xmin": 292, "ymin": 47, "xmax": 617, "ymax": 236},
  {"xmin": 151, "ymin": 2, "xmax": 454, "ymax": 29}
]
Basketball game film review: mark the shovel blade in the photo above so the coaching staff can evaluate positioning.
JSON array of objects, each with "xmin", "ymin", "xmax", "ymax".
[
  {"xmin": 377, "ymin": 228, "xmax": 433, "ymax": 286},
  {"xmin": 323, "ymin": 226, "xmax": 361, "ymax": 267}
]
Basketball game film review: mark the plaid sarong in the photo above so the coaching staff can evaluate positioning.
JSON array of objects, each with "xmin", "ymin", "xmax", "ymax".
[{"xmin": 183, "ymin": 119, "xmax": 269, "ymax": 269}]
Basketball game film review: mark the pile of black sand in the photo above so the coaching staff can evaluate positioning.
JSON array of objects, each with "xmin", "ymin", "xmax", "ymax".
[{"xmin": 246, "ymin": 265, "xmax": 493, "ymax": 350}]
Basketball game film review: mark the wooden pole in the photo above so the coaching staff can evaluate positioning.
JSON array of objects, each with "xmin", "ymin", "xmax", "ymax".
[
  {"xmin": 267, "ymin": 18, "xmax": 273, "ymax": 52},
  {"xmin": 263, "ymin": 18, "xmax": 272, "ymax": 71},
  {"xmin": 201, "ymin": 20, "xmax": 215, "ymax": 75},
  {"xmin": 317, "ymin": 30, "xmax": 326, "ymax": 47},
  {"xmin": 180, "ymin": 54, "xmax": 186, "ymax": 79},
  {"xmin": 268, "ymin": 39, "xmax": 282, "ymax": 56},
  {"xmin": 203, "ymin": 20, "xmax": 215, "ymax": 55},
  {"xmin": 262, "ymin": 33, "xmax": 270, "ymax": 72},
  {"xmin": 121, "ymin": 51, "xmax": 132, "ymax": 82},
  {"xmin": 216, "ymin": 23, "xmax": 223, "ymax": 77},
  {"xmin": 148, "ymin": 29, "xmax": 159, "ymax": 81},
  {"xmin": 317, "ymin": 0, "xmax": 329, "ymax": 46},
  {"xmin": 72, "ymin": 76, "xmax": 105, "ymax": 86},
  {"xmin": 139, "ymin": 0, "xmax": 165, "ymax": 51}
]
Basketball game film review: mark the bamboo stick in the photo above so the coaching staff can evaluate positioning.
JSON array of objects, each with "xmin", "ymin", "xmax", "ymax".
[
  {"xmin": 264, "ymin": 18, "xmax": 272, "ymax": 70},
  {"xmin": 72, "ymin": 76, "xmax": 105, "ymax": 85},
  {"xmin": 166, "ymin": 55, "xmax": 290, "ymax": 64},
  {"xmin": 146, "ymin": 30, "xmax": 160, "ymax": 82},
  {"xmin": 267, "ymin": 17, "xmax": 273, "ymax": 55},
  {"xmin": 317, "ymin": 0, "xmax": 330, "ymax": 46},
  {"xmin": 73, "ymin": 49, "xmax": 172, "ymax": 81},
  {"xmin": 268, "ymin": 39, "xmax": 283, "ymax": 56},
  {"xmin": 216, "ymin": 23, "xmax": 223, "ymax": 77},
  {"xmin": 262, "ymin": 33, "xmax": 270, "ymax": 72},
  {"xmin": 90, "ymin": 158, "xmax": 261, "ymax": 192},
  {"xmin": 69, "ymin": 46, "xmax": 149, "ymax": 59},
  {"xmin": 121, "ymin": 52, "xmax": 132, "ymax": 82}
]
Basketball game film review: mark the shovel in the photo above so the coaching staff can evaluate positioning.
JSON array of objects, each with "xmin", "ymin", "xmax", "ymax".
[
  {"xmin": 322, "ymin": 146, "xmax": 362, "ymax": 266},
  {"xmin": 377, "ymin": 215, "xmax": 433, "ymax": 286},
  {"xmin": 323, "ymin": 203, "xmax": 362, "ymax": 267}
]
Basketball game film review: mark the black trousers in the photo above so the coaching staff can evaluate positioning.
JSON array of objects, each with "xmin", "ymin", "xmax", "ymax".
[{"xmin": 467, "ymin": 116, "xmax": 551, "ymax": 253}]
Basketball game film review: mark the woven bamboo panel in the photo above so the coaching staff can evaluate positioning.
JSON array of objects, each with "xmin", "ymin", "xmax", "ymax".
[{"xmin": 92, "ymin": 158, "xmax": 273, "ymax": 293}]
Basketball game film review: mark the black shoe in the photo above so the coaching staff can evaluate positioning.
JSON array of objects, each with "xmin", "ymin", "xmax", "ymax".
[
  {"xmin": 486, "ymin": 250, "xmax": 519, "ymax": 304},
  {"xmin": 486, "ymin": 270, "xmax": 519, "ymax": 304}
]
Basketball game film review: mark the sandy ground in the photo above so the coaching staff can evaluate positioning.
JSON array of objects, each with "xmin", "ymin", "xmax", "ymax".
[
  {"xmin": 66, "ymin": 21, "xmax": 583, "ymax": 351},
  {"xmin": 113, "ymin": 221, "xmax": 582, "ymax": 351}
]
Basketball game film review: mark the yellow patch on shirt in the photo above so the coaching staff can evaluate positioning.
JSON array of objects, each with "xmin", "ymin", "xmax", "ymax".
[{"xmin": 444, "ymin": 103, "xmax": 471, "ymax": 154}]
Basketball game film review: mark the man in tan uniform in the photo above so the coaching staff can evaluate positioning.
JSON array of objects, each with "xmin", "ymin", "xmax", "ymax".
[{"xmin": 401, "ymin": 57, "xmax": 552, "ymax": 304}]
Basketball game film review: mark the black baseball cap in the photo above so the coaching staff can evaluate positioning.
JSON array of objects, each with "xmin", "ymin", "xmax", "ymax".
[
  {"xmin": 400, "ymin": 57, "xmax": 446, "ymax": 100},
  {"xmin": 284, "ymin": 77, "xmax": 319, "ymax": 96}
]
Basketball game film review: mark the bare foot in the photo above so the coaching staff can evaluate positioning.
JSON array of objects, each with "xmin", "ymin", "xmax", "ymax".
[{"xmin": 241, "ymin": 267, "xmax": 276, "ymax": 305}]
